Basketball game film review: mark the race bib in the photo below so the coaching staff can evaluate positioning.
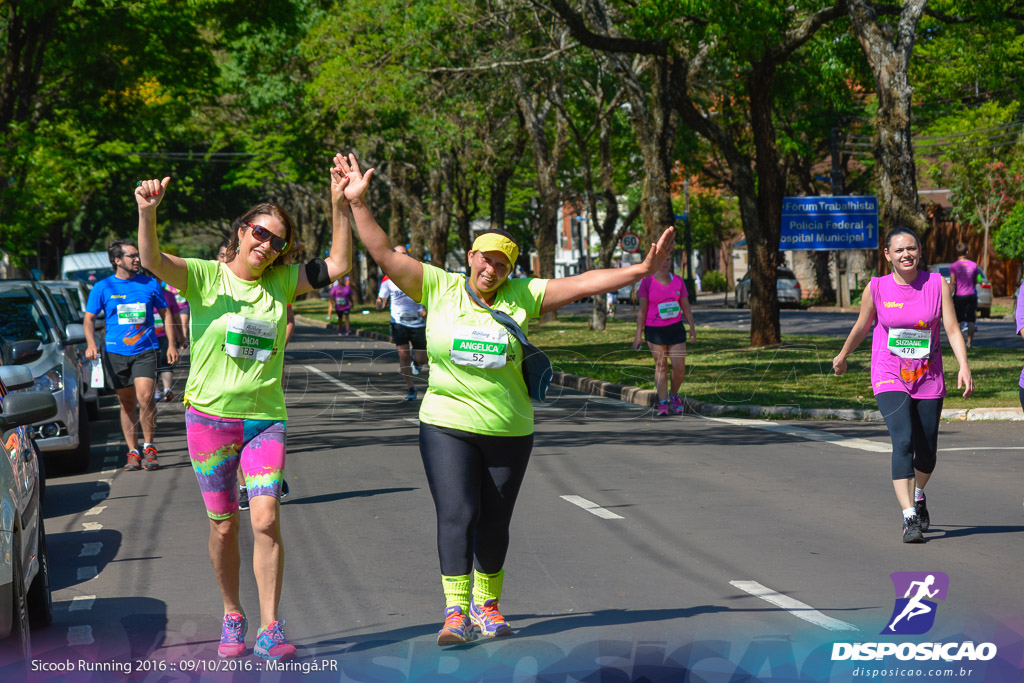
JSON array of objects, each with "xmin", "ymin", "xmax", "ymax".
[
  {"xmin": 334, "ymin": 296, "xmax": 349, "ymax": 307},
  {"xmin": 657, "ymin": 301, "xmax": 681, "ymax": 320},
  {"xmin": 116, "ymin": 303, "xmax": 147, "ymax": 325},
  {"xmin": 399, "ymin": 312, "xmax": 422, "ymax": 324},
  {"xmin": 224, "ymin": 314, "xmax": 277, "ymax": 362},
  {"xmin": 450, "ymin": 325, "xmax": 508, "ymax": 369},
  {"xmin": 888, "ymin": 327, "xmax": 931, "ymax": 359}
]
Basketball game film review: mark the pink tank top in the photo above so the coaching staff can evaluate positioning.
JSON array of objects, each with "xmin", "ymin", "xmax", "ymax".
[
  {"xmin": 870, "ymin": 271, "xmax": 946, "ymax": 398},
  {"xmin": 638, "ymin": 274, "xmax": 687, "ymax": 328},
  {"xmin": 949, "ymin": 259, "xmax": 979, "ymax": 297}
]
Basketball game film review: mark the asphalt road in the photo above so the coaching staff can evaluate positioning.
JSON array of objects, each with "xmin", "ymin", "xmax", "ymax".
[{"xmin": 5, "ymin": 322, "xmax": 1024, "ymax": 682}]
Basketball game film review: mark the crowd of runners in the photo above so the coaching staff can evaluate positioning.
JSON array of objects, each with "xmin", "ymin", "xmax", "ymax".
[{"xmin": 76, "ymin": 150, "xmax": 1022, "ymax": 661}]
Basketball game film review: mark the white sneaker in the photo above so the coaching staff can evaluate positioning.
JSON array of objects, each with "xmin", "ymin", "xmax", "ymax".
[
  {"xmin": 154, "ymin": 389, "xmax": 164, "ymax": 402},
  {"xmin": 411, "ymin": 363, "xmax": 421, "ymax": 376}
]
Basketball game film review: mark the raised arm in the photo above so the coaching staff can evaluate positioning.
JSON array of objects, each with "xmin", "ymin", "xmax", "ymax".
[
  {"xmin": 338, "ymin": 153, "xmax": 424, "ymax": 301},
  {"xmin": 540, "ymin": 227, "xmax": 675, "ymax": 316},
  {"xmin": 136, "ymin": 177, "xmax": 188, "ymax": 291},
  {"xmin": 832, "ymin": 282, "xmax": 876, "ymax": 375},
  {"xmin": 295, "ymin": 160, "xmax": 353, "ymax": 297}
]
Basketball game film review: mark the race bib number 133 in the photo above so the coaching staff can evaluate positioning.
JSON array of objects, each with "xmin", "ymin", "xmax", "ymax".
[{"xmin": 224, "ymin": 314, "xmax": 277, "ymax": 362}]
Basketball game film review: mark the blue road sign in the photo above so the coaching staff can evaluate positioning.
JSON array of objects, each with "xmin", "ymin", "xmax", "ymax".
[{"xmin": 780, "ymin": 196, "xmax": 878, "ymax": 251}]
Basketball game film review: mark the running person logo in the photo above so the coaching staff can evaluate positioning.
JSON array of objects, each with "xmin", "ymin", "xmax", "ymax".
[{"xmin": 882, "ymin": 571, "xmax": 949, "ymax": 635}]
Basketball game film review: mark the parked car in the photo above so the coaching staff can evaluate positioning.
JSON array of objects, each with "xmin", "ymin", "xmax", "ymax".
[
  {"xmin": 0, "ymin": 280, "xmax": 92, "ymax": 472},
  {"xmin": 41, "ymin": 280, "xmax": 91, "ymax": 323},
  {"xmin": 40, "ymin": 281, "xmax": 100, "ymax": 417},
  {"xmin": 734, "ymin": 267, "xmax": 802, "ymax": 308},
  {"xmin": 0, "ymin": 364, "xmax": 57, "ymax": 659},
  {"xmin": 927, "ymin": 263, "xmax": 993, "ymax": 318},
  {"xmin": 61, "ymin": 251, "xmax": 111, "ymax": 284}
]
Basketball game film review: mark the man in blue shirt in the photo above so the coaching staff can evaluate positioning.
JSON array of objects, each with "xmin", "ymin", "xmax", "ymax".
[{"xmin": 84, "ymin": 239, "xmax": 178, "ymax": 471}]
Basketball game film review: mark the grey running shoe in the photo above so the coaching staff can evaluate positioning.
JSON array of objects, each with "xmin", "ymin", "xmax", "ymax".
[
  {"xmin": 239, "ymin": 487, "xmax": 250, "ymax": 511},
  {"xmin": 915, "ymin": 493, "xmax": 930, "ymax": 532},
  {"xmin": 902, "ymin": 515, "xmax": 924, "ymax": 543}
]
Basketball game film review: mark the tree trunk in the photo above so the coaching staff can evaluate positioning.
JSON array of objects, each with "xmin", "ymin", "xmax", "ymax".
[
  {"xmin": 388, "ymin": 162, "xmax": 407, "ymax": 246},
  {"xmin": 814, "ymin": 252, "xmax": 837, "ymax": 304},
  {"xmin": 847, "ymin": 0, "xmax": 929, "ymax": 237},
  {"xmin": 427, "ymin": 154, "xmax": 453, "ymax": 267}
]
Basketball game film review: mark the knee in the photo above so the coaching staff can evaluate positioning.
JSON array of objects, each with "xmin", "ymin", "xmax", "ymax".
[
  {"xmin": 248, "ymin": 501, "xmax": 281, "ymax": 538},
  {"xmin": 210, "ymin": 517, "xmax": 239, "ymax": 542}
]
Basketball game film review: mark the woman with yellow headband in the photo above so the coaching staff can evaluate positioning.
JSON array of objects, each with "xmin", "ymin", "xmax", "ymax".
[{"xmin": 336, "ymin": 152, "xmax": 674, "ymax": 644}]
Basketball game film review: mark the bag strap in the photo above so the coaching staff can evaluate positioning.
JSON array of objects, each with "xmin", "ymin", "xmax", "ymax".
[{"xmin": 463, "ymin": 278, "xmax": 531, "ymax": 348}]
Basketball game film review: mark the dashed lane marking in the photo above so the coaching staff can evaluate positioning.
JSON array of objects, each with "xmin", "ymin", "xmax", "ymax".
[
  {"xmin": 69, "ymin": 596, "xmax": 96, "ymax": 612},
  {"xmin": 730, "ymin": 580, "xmax": 859, "ymax": 632},
  {"xmin": 67, "ymin": 625, "xmax": 94, "ymax": 645},
  {"xmin": 79, "ymin": 543, "xmax": 102, "ymax": 557},
  {"xmin": 560, "ymin": 495, "xmax": 625, "ymax": 520},
  {"xmin": 703, "ymin": 417, "xmax": 891, "ymax": 453},
  {"xmin": 77, "ymin": 567, "xmax": 98, "ymax": 581}
]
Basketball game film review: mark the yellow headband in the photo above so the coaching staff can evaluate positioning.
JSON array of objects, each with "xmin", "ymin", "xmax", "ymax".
[{"xmin": 471, "ymin": 233, "xmax": 518, "ymax": 267}]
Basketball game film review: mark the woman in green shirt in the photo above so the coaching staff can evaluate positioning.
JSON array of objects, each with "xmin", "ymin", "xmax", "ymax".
[
  {"xmin": 135, "ymin": 162, "xmax": 352, "ymax": 660},
  {"xmin": 336, "ymin": 153, "xmax": 674, "ymax": 644}
]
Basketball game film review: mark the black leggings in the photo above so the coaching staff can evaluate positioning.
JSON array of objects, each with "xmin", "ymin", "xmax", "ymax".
[
  {"xmin": 419, "ymin": 423, "xmax": 534, "ymax": 576},
  {"xmin": 1019, "ymin": 386, "xmax": 1024, "ymax": 412},
  {"xmin": 876, "ymin": 391, "xmax": 943, "ymax": 480}
]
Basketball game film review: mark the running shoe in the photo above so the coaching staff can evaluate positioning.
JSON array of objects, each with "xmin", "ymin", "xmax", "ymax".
[
  {"xmin": 437, "ymin": 606, "xmax": 473, "ymax": 645},
  {"xmin": 281, "ymin": 480, "xmax": 290, "ymax": 499},
  {"xmin": 154, "ymin": 389, "xmax": 164, "ymax": 402},
  {"xmin": 239, "ymin": 487, "xmax": 250, "ymax": 511},
  {"xmin": 915, "ymin": 493, "xmax": 930, "ymax": 532},
  {"xmin": 143, "ymin": 445, "xmax": 160, "ymax": 471},
  {"xmin": 669, "ymin": 393, "xmax": 684, "ymax": 415},
  {"xmin": 254, "ymin": 619, "xmax": 297, "ymax": 661},
  {"xmin": 162, "ymin": 389, "xmax": 174, "ymax": 403},
  {"xmin": 404, "ymin": 388, "xmax": 417, "ymax": 402},
  {"xmin": 218, "ymin": 612, "xmax": 247, "ymax": 658},
  {"xmin": 124, "ymin": 450, "xmax": 142, "ymax": 471},
  {"xmin": 656, "ymin": 401, "xmax": 670, "ymax": 417},
  {"xmin": 469, "ymin": 599, "xmax": 512, "ymax": 637},
  {"xmin": 411, "ymin": 362, "xmax": 421, "ymax": 376},
  {"xmin": 902, "ymin": 515, "xmax": 924, "ymax": 543}
]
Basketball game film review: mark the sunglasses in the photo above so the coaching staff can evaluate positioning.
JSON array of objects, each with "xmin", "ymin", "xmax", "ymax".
[{"xmin": 245, "ymin": 222, "xmax": 289, "ymax": 252}]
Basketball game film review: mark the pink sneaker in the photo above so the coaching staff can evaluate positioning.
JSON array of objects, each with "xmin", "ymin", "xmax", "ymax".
[
  {"xmin": 656, "ymin": 401, "xmax": 670, "ymax": 417},
  {"xmin": 670, "ymin": 394, "xmax": 684, "ymax": 415}
]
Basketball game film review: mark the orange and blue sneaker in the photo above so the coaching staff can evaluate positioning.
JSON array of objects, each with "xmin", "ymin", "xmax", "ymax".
[
  {"xmin": 254, "ymin": 619, "xmax": 297, "ymax": 661},
  {"xmin": 143, "ymin": 445, "xmax": 160, "ymax": 471},
  {"xmin": 437, "ymin": 606, "xmax": 473, "ymax": 645},
  {"xmin": 124, "ymin": 450, "xmax": 142, "ymax": 471},
  {"xmin": 469, "ymin": 599, "xmax": 512, "ymax": 637},
  {"xmin": 217, "ymin": 612, "xmax": 247, "ymax": 658}
]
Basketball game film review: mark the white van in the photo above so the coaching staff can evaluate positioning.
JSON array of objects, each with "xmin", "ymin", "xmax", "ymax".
[{"xmin": 61, "ymin": 251, "xmax": 111, "ymax": 283}]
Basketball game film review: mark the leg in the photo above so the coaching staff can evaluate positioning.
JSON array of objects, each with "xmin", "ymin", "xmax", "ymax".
[
  {"xmin": 910, "ymin": 398, "xmax": 942, "ymax": 516},
  {"xmin": 414, "ymin": 348, "xmax": 429, "ymax": 372},
  {"xmin": 876, "ymin": 392, "xmax": 916, "ymax": 511},
  {"xmin": 209, "ymin": 516, "xmax": 243, "ymax": 616},
  {"xmin": 134, "ymin": 376, "xmax": 157, "ymax": 444},
  {"xmin": 647, "ymin": 342, "xmax": 669, "ymax": 401},
  {"xmin": 667, "ymin": 342, "xmax": 687, "ymax": 396},
  {"xmin": 115, "ymin": 386, "xmax": 140, "ymax": 452},
  {"xmin": 239, "ymin": 420, "xmax": 287, "ymax": 630},
  {"xmin": 397, "ymin": 344, "xmax": 414, "ymax": 389},
  {"xmin": 472, "ymin": 433, "xmax": 534, "ymax": 574}
]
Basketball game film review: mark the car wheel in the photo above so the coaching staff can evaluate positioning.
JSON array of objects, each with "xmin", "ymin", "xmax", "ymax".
[
  {"xmin": 979, "ymin": 307, "xmax": 990, "ymax": 319},
  {"xmin": 28, "ymin": 518, "xmax": 53, "ymax": 629},
  {"xmin": 4, "ymin": 531, "xmax": 32, "ymax": 661},
  {"xmin": 69, "ymin": 400, "xmax": 91, "ymax": 474}
]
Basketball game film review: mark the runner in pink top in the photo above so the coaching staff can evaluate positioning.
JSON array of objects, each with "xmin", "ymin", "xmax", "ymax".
[
  {"xmin": 832, "ymin": 227, "xmax": 973, "ymax": 544},
  {"xmin": 1016, "ymin": 278, "xmax": 1024, "ymax": 405},
  {"xmin": 634, "ymin": 258, "xmax": 696, "ymax": 416},
  {"xmin": 949, "ymin": 243, "xmax": 980, "ymax": 348}
]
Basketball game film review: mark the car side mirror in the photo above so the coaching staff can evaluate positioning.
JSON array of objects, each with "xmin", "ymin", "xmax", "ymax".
[
  {"xmin": 0, "ymin": 391, "xmax": 58, "ymax": 429},
  {"xmin": 10, "ymin": 340, "xmax": 44, "ymax": 365},
  {"xmin": 65, "ymin": 323, "xmax": 87, "ymax": 346},
  {"xmin": 0, "ymin": 365, "xmax": 34, "ymax": 391}
]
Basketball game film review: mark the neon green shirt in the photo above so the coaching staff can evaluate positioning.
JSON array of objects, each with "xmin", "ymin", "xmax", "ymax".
[
  {"xmin": 182, "ymin": 259, "xmax": 298, "ymax": 420},
  {"xmin": 418, "ymin": 264, "xmax": 548, "ymax": 437}
]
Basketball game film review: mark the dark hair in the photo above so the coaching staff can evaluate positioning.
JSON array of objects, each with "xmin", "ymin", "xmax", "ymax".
[
  {"xmin": 224, "ymin": 203, "xmax": 295, "ymax": 270},
  {"xmin": 955, "ymin": 242, "xmax": 969, "ymax": 256},
  {"xmin": 884, "ymin": 227, "xmax": 920, "ymax": 250},
  {"xmin": 108, "ymin": 239, "xmax": 137, "ymax": 267},
  {"xmin": 217, "ymin": 239, "xmax": 229, "ymax": 251}
]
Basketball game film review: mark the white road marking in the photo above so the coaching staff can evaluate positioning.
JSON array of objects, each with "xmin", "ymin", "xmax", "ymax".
[
  {"xmin": 938, "ymin": 447, "xmax": 1024, "ymax": 451},
  {"xmin": 102, "ymin": 469, "xmax": 118, "ymax": 475},
  {"xmin": 404, "ymin": 418, "xmax": 419, "ymax": 425},
  {"xmin": 79, "ymin": 543, "xmax": 102, "ymax": 557},
  {"xmin": 85, "ymin": 505, "xmax": 107, "ymax": 516},
  {"xmin": 67, "ymin": 625, "xmax": 94, "ymax": 645},
  {"xmin": 97, "ymin": 478, "xmax": 112, "ymax": 485},
  {"xmin": 704, "ymin": 417, "xmax": 891, "ymax": 453},
  {"xmin": 77, "ymin": 566, "xmax": 98, "ymax": 581},
  {"xmin": 82, "ymin": 522, "xmax": 102, "ymax": 532},
  {"xmin": 560, "ymin": 495, "xmax": 624, "ymax": 520},
  {"xmin": 305, "ymin": 365, "xmax": 404, "ymax": 401},
  {"xmin": 730, "ymin": 580, "xmax": 859, "ymax": 632},
  {"xmin": 69, "ymin": 595, "xmax": 96, "ymax": 611},
  {"xmin": 91, "ymin": 492, "xmax": 107, "ymax": 501}
]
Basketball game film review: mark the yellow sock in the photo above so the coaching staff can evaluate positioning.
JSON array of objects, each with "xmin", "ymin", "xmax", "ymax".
[
  {"xmin": 442, "ymin": 574, "xmax": 471, "ymax": 612},
  {"xmin": 472, "ymin": 568, "xmax": 504, "ymax": 605}
]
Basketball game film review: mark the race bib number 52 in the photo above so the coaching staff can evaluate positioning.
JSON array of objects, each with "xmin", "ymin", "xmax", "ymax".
[
  {"xmin": 450, "ymin": 325, "xmax": 508, "ymax": 369},
  {"xmin": 224, "ymin": 314, "xmax": 277, "ymax": 362}
]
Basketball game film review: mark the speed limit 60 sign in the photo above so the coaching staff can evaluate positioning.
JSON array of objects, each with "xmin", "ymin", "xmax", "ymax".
[{"xmin": 620, "ymin": 232, "xmax": 640, "ymax": 253}]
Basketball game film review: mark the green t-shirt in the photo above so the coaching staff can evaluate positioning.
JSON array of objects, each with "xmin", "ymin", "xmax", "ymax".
[
  {"xmin": 419, "ymin": 264, "xmax": 548, "ymax": 437},
  {"xmin": 182, "ymin": 259, "xmax": 299, "ymax": 420}
]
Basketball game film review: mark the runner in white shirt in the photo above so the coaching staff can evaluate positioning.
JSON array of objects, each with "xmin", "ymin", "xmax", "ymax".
[{"xmin": 376, "ymin": 245, "xmax": 428, "ymax": 401}]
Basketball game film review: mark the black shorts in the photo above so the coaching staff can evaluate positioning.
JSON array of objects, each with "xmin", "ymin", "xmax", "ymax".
[
  {"xmin": 103, "ymin": 349, "xmax": 158, "ymax": 390},
  {"xmin": 645, "ymin": 321, "xmax": 687, "ymax": 346},
  {"xmin": 952, "ymin": 294, "xmax": 977, "ymax": 324},
  {"xmin": 391, "ymin": 322, "xmax": 427, "ymax": 350}
]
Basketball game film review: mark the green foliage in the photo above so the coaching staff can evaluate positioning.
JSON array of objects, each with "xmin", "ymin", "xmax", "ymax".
[
  {"xmin": 992, "ymin": 203, "xmax": 1024, "ymax": 262},
  {"xmin": 701, "ymin": 269, "xmax": 728, "ymax": 292}
]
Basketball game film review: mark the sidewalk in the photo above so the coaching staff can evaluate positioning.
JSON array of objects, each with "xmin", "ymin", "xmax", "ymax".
[{"xmin": 295, "ymin": 313, "xmax": 1024, "ymax": 422}]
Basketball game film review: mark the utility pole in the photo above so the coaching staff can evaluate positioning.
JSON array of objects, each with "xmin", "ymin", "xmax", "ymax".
[
  {"xmin": 683, "ymin": 180, "xmax": 696, "ymax": 303},
  {"xmin": 831, "ymin": 126, "xmax": 849, "ymax": 308}
]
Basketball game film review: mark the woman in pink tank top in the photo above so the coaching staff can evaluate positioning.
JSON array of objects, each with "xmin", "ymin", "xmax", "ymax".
[{"xmin": 832, "ymin": 227, "xmax": 973, "ymax": 544}]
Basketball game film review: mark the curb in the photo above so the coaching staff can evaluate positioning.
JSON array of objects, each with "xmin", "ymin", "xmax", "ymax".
[{"xmin": 297, "ymin": 315, "xmax": 1024, "ymax": 421}]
